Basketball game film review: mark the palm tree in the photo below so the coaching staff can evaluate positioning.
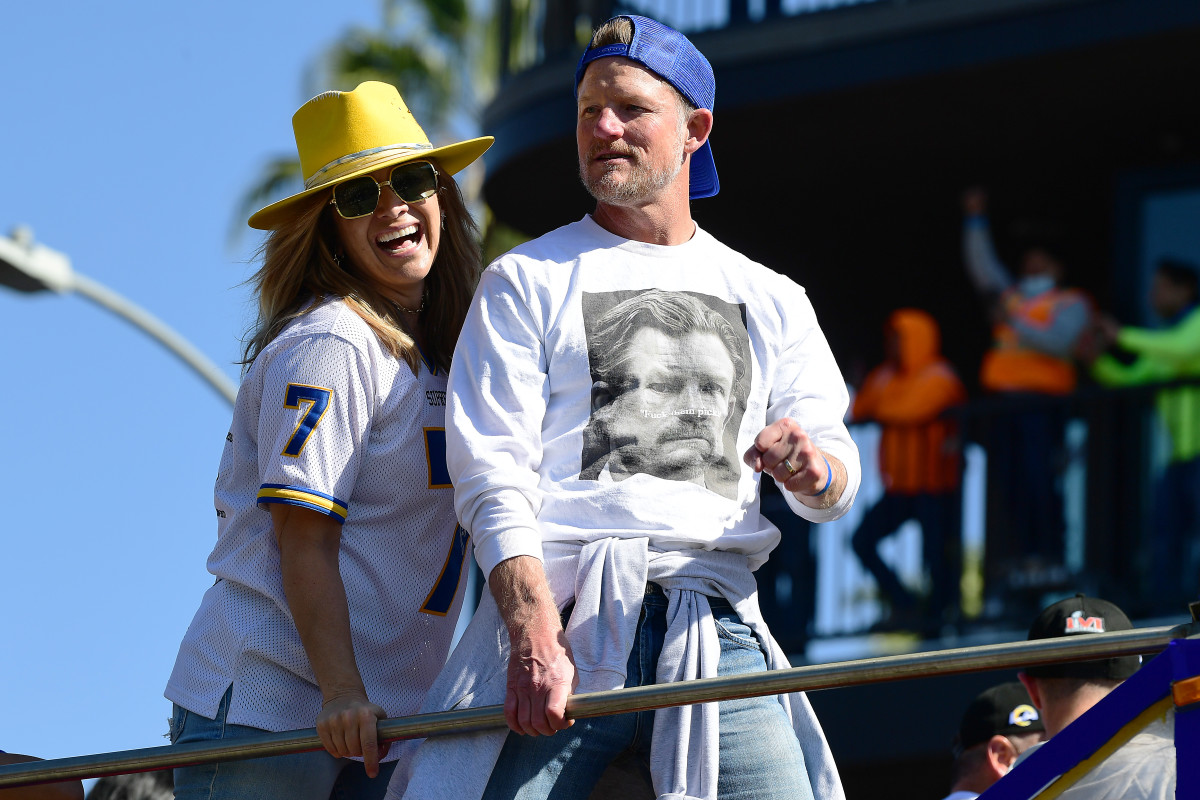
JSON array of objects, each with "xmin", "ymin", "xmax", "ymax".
[{"xmin": 233, "ymin": 0, "xmax": 504, "ymax": 247}]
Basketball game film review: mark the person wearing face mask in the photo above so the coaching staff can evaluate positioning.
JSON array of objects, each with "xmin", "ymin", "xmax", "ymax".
[
  {"xmin": 961, "ymin": 188, "xmax": 1094, "ymax": 594},
  {"xmin": 961, "ymin": 188, "xmax": 1093, "ymax": 395},
  {"xmin": 164, "ymin": 81, "xmax": 492, "ymax": 800}
]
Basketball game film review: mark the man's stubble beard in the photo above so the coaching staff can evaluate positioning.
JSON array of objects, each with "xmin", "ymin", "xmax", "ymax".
[{"xmin": 579, "ymin": 144, "xmax": 685, "ymax": 206}]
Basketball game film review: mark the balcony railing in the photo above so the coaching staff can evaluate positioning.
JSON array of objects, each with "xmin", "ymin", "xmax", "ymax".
[
  {"xmin": 499, "ymin": 0, "xmax": 891, "ymax": 78},
  {"xmin": 495, "ymin": 0, "xmax": 1085, "ymax": 79},
  {"xmin": 757, "ymin": 378, "xmax": 1200, "ymax": 655}
]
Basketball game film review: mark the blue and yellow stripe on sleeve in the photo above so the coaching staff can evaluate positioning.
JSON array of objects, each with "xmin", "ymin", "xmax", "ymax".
[{"xmin": 257, "ymin": 483, "xmax": 349, "ymax": 522}]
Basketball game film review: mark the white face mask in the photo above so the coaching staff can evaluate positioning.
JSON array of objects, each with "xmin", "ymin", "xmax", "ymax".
[{"xmin": 1018, "ymin": 275, "xmax": 1055, "ymax": 297}]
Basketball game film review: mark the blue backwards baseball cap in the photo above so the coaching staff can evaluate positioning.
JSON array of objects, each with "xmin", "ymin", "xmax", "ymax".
[{"xmin": 574, "ymin": 15, "xmax": 719, "ymax": 199}]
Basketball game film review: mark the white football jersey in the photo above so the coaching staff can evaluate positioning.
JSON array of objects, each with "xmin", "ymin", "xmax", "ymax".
[{"xmin": 166, "ymin": 298, "xmax": 469, "ymax": 740}]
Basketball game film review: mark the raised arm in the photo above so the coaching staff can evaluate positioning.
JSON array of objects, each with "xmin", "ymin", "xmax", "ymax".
[{"xmin": 962, "ymin": 188, "xmax": 1014, "ymax": 297}]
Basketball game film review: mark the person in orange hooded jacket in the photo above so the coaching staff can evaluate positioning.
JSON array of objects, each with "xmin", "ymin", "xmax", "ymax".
[{"xmin": 852, "ymin": 309, "xmax": 967, "ymax": 632}]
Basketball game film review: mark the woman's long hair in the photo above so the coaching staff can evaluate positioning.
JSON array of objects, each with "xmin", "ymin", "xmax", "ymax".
[{"xmin": 243, "ymin": 161, "xmax": 481, "ymax": 374}]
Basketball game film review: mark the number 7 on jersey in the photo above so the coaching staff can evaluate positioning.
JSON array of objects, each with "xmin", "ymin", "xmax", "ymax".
[{"xmin": 282, "ymin": 384, "xmax": 332, "ymax": 457}]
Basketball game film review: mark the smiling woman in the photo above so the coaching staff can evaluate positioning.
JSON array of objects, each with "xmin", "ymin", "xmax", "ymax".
[
  {"xmin": 162, "ymin": 81, "xmax": 492, "ymax": 800},
  {"xmin": 330, "ymin": 159, "xmax": 442, "ymax": 315}
]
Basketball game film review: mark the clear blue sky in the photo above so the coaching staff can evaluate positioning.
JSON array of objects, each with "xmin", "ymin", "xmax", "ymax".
[{"xmin": 0, "ymin": 0, "xmax": 387, "ymax": 777}]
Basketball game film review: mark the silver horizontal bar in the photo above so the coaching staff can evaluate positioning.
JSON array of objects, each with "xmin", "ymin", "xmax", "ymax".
[{"xmin": 1, "ymin": 622, "xmax": 1190, "ymax": 788}]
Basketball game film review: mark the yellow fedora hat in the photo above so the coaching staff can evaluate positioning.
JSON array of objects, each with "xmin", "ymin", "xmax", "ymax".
[{"xmin": 248, "ymin": 81, "xmax": 493, "ymax": 230}]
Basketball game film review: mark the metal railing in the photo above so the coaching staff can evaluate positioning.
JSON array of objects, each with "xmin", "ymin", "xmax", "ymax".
[
  {"xmin": 755, "ymin": 378, "xmax": 1200, "ymax": 650},
  {"xmin": 498, "ymin": 0, "xmax": 891, "ymax": 77},
  {"xmin": 495, "ymin": 0, "xmax": 1084, "ymax": 78},
  {"xmin": 1, "ymin": 618, "xmax": 1192, "ymax": 788}
]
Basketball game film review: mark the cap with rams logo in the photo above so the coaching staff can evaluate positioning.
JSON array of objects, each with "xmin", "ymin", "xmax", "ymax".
[
  {"xmin": 1024, "ymin": 593, "xmax": 1141, "ymax": 680},
  {"xmin": 953, "ymin": 682, "xmax": 1043, "ymax": 756}
]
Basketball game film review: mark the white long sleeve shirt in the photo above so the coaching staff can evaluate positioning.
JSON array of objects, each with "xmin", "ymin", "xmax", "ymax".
[
  {"xmin": 448, "ymin": 215, "xmax": 860, "ymax": 578},
  {"xmin": 398, "ymin": 216, "xmax": 860, "ymax": 800}
]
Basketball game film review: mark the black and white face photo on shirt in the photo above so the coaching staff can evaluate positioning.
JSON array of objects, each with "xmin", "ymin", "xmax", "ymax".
[{"xmin": 580, "ymin": 289, "xmax": 751, "ymax": 499}]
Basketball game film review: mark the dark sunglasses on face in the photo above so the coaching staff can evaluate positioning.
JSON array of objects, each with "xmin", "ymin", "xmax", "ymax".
[{"xmin": 329, "ymin": 160, "xmax": 439, "ymax": 219}]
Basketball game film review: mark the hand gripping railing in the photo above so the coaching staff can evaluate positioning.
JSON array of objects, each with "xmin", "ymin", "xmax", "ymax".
[{"xmin": 2, "ymin": 619, "xmax": 1195, "ymax": 788}]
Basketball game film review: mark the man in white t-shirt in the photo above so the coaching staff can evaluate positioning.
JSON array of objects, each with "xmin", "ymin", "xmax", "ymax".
[{"xmin": 392, "ymin": 13, "xmax": 860, "ymax": 800}]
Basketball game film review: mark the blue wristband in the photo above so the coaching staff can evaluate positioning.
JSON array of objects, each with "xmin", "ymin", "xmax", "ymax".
[{"xmin": 813, "ymin": 456, "xmax": 833, "ymax": 496}]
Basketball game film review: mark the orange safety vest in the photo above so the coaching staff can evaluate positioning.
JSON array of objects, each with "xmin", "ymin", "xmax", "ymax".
[{"xmin": 980, "ymin": 287, "xmax": 1090, "ymax": 395}]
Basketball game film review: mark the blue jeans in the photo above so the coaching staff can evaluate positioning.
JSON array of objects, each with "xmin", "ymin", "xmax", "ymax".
[
  {"xmin": 481, "ymin": 584, "xmax": 815, "ymax": 800},
  {"xmin": 170, "ymin": 686, "xmax": 395, "ymax": 800}
]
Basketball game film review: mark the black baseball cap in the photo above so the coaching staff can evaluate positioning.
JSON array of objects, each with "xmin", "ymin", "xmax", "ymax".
[
  {"xmin": 953, "ymin": 682, "xmax": 1044, "ymax": 756},
  {"xmin": 1024, "ymin": 593, "xmax": 1141, "ymax": 680}
]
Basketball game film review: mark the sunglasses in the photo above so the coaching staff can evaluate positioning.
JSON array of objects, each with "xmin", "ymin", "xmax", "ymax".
[{"xmin": 329, "ymin": 160, "xmax": 439, "ymax": 219}]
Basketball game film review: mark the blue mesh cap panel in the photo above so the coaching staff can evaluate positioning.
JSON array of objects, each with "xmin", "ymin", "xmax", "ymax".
[
  {"xmin": 574, "ymin": 15, "xmax": 715, "ymax": 111},
  {"xmin": 625, "ymin": 15, "xmax": 715, "ymax": 110}
]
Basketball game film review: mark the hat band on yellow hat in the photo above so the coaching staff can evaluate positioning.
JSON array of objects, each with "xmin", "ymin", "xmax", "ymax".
[{"xmin": 306, "ymin": 142, "xmax": 434, "ymax": 189}]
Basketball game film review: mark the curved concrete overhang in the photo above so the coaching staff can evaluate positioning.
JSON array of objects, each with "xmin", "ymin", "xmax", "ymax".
[{"xmin": 481, "ymin": 0, "xmax": 1200, "ymax": 236}]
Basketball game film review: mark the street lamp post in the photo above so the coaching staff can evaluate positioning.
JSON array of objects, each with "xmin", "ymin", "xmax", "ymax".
[{"xmin": 0, "ymin": 226, "xmax": 238, "ymax": 406}]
